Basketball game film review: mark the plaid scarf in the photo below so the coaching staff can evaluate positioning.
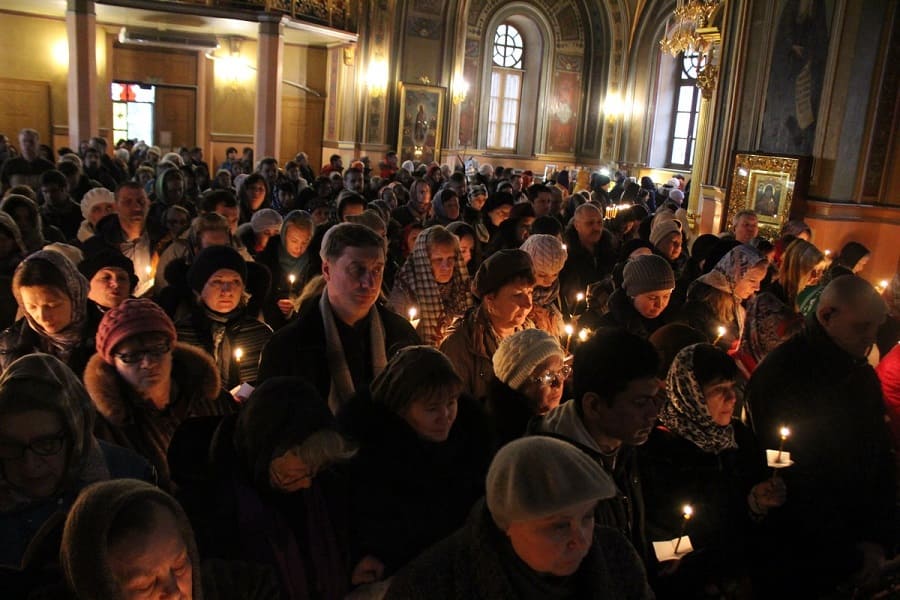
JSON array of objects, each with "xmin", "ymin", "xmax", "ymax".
[
  {"xmin": 393, "ymin": 226, "xmax": 473, "ymax": 346},
  {"xmin": 660, "ymin": 344, "xmax": 738, "ymax": 454},
  {"xmin": 319, "ymin": 288, "xmax": 387, "ymax": 413}
]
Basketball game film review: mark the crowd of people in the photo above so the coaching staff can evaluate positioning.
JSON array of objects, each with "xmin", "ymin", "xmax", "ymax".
[{"xmin": 0, "ymin": 126, "xmax": 899, "ymax": 599}]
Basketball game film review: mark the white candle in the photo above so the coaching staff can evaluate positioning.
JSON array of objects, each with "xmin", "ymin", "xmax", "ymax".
[
  {"xmin": 775, "ymin": 426, "xmax": 790, "ymax": 463},
  {"xmin": 234, "ymin": 347, "xmax": 244, "ymax": 362},
  {"xmin": 713, "ymin": 325, "xmax": 727, "ymax": 344},
  {"xmin": 674, "ymin": 505, "xmax": 693, "ymax": 554}
]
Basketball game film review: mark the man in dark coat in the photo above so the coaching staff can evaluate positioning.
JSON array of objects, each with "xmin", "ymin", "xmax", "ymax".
[
  {"xmin": 257, "ymin": 223, "xmax": 419, "ymax": 412},
  {"xmin": 747, "ymin": 275, "xmax": 896, "ymax": 596},
  {"xmin": 531, "ymin": 328, "xmax": 662, "ymax": 567},
  {"xmin": 559, "ymin": 203, "xmax": 617, "ymax": 309}
]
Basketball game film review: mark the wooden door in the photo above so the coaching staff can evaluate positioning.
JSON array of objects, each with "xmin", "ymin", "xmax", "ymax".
[
  {"xmin": 281, "ymin": 95, "xmax": 325, "ymax": 172},
  {"xmin": 155, "ymin": 87, "xmax": 196, "ymax": 152}
]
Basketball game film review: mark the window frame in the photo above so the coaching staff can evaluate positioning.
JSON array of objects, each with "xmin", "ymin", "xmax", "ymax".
[
  {"xmin": 665, "ymin": 52, "xmax": 702, "ymax": 169},
  {"xmin": 487, "ymin": 22, "xmax": 525, "ymax": 151}
]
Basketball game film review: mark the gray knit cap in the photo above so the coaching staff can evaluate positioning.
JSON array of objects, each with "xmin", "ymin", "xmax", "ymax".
[
  {"xmin": 250, "ymin": 208, "xmax": 284, "ymax": 234},
  {"xmin": 520, "ymin": 234, "xmax": 567, "ymax": 275},
  {"xmin": 622, "ymin": 254, "xmax": 675, "ymax": 297},
  {"xmin": 486, "ymin": 436, "xmax": 616, "ymax": 530},
  {"xmin": 493, "ymin": 328, "xmax": 564, "ymax": 390},
  {"xmin": 649, "ymin": 217, "xmax": 682, "ymax": 248}
]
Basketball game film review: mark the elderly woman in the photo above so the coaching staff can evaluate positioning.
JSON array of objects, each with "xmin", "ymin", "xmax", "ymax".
[
  {"xmin": 0, "ymin": 250, "xmax": 100, "ymax": 376},
  {"xmin": 239, "ymin": 208, "xmax": 283, "ymax": 259},
  {"xmin": 677, "ymin": 244, "xmax": 769, "ymax": 350},
  {"xmin": 85, "ymin": 298, "xmax": 235, "ymax": 489},
  {"xmin": 385, "ymin": 436, "xmax": 653, "ymax": 599},
  {"xmin": 388, "ymin": 225, "xmax": 473, "ymax": 347},
  {"xmin": 487, "ymin": 328, "xmax": 568, "ymax": 446},
  {"xmin": 440, "ymin": 249, "xmax": 535, "ymax": 403},
  {"xmin": 0, "ymin": 354, "xmax": 151, "ymax": 577},
  {"xmin": 79, "ymin": 250, "xmax": 137, "ymax": 317},
  {"xmin": 175, "ymin": 246, "xmax": 272, "ymax": 390},
  {"xmin": 178, "ymin": 377, "xmax": 357, "ymax": 600},
  {"xmin": 597, "ymin": 254, "xmax": 676, "ymax": 338},
  {"xmin": 257, "ymin": 210, "xmax": 318, "ymax": 329},
  {"xmin": 639, "ymin": 344, "xmax": 785, "ymax": 598},
  {"xmin": 520, "ymin": 234, "xmax": 568, "ymax": 337},
  {"xmin": 339, "ymin": 346, "xmax": 492, "ymax": 583},
  {"xmin": 59, "ymin": 479, "xmax": 280, "ymax": 600},
  {"xmin": 76, "ymin": 187, "xmax": 115, "ymax": 243}
]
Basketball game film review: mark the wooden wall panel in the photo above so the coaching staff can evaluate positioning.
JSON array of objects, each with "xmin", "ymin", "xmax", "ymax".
[
  {"xmin": 0, "ymin": 78, "xmax": 50, "ymax": 145},
  {"xmin": 281, "ymin": 96, "xmax": 325, "ymax": 172},
  {"xmin": 155, "ymin": 87, "xmax": 196, "ymax": 151},
  {"xmin": 112, "ymin": 46, "xmax": 198, "ymax": 86}
]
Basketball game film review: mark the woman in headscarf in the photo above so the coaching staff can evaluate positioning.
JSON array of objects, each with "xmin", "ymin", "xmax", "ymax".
[
  {"xmin": 0, "ymin": 213, "xmax": 27, "ymax": 329},
  {"xmin": 428, "ymin": 188, "xmax": 462, "ymax": 227},
  {"xmin": 0, "ymin": 250, "xmax": 100, "ymax": 376},
  {"xmin": 237, "ymin": 172, "xmax": 272, "ymax": 224},
  {"xmin": 0, "ymin": 354, "xmax": 150, "ymax": 589},
  {"xmin": 175, "ymin": 246, "xmax": 272, "ymax": 390},
  {"xmin": 388, "ymin": 225, "xmax": 473, "ymax": 347},
  {"xmin": 677, "ymin": 244, "xmax": 769, "ymax": 351},
  {"xmin": 1, "ymin": 194, "xmax": 62, "ymax": 252},
  {"xmin": 257, "ymin": 210, "xmax": 319, "ymax": 329},
  {"xmin": 639, "ymin": 344, "xmax": 785, "ymax": 598},
  {"xmin": 519, "ymin": 234, "xmax": 568, "ymax": 337},
  {"xmin": 177, "ymin": 377, "xmax": 356, "ymax": 600},
  {"xmin": 339, "ymin": 346, "xmax": 492, "ymax": 585},
  {"xmin": 446, "ymin": 221, "xmax": 480, "ymax": 277}
]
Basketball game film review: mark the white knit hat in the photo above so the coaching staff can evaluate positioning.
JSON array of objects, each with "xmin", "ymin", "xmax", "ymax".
[
  {"xmin": 520, "ymin": 234, "xmax": 567, "ymax": 275},
  {"xmin": 80, "ymin": 187, "xmax": 115, "ymax": 219},
  {"xmin": 492, "ymin": 328, "xmax": 565, "ymax": 390},
  {"xmin": 250, "ymin": 208, "xmax": 283, "ymax": 234}
]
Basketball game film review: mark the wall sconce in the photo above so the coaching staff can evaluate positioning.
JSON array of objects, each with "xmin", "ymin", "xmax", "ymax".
[
  {"xmin": 365, "ymin": 58, "xmax": 388, "ymax": 98},
  {"xmin": 603, "ymin": 93, "xmax": 626, "ymax": 122},
  {"xmin": 52, "ymin": 38, "xmax": 69, "ymax": 69},
  {"xmin": 209, "ymin": 37, "xmax": 251, "ymax": 90},
  {"xmin": 451, "ymin": 74, "xmax": 469, "ymax": 105}
]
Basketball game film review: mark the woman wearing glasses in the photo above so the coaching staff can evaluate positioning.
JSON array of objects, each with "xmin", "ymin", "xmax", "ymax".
[
  {"xmin": 0, "ymin": 250, "xmax": 101, "ymax": 377},
  {"xmin": 0, "ymin": 354, "xmax": 151, "ymax": 589},
  {"xmin": 487, "ymin": 328, "xmax": 569, "ymax": 446},
  {"xmin": 84, "ymin": 298, "xmax": 235, "ymax": 491}
]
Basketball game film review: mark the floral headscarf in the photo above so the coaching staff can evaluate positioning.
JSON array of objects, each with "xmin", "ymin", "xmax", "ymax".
[
  {"xmin": 660, "ymin": 344, "xmax": 738, "ymax": 454},
  {"xmin": 695, "ymin": 244, "xmax": 768, "ymax": 333},
  {"xmin": 393, "ymin": 226, "xmax": 473, "ymax": 345}
]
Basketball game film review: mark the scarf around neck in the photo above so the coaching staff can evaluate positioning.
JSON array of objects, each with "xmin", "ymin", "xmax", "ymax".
[{"xmin": 319, "ymin": 288, "xmax": 387, "ymax": 413}]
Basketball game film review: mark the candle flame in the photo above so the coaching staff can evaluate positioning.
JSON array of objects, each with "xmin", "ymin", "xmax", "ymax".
[
  {"xmin": 716, "ymin": 325, "xmax": 727, "ymax": 337},
  {"xmin": 683, "ymin": 505, "xmax": 693, "ymax": 519},
  {"xmin": 561, "ymin": 243, "xmax": 567, "ymax": 251},
  {"xmin": 880, "ymin": 280, "xmax": 889, "ymax": 289},
  {"xmin": 145, "ymin": 265, "xmax": 152, "ymax": 275},
  {"xmin": 824, "ymin": 249, "xmax": 832, "ymax": 257},
  {"xmin": 576, "ymin": 292, "xmax": 585, "ymax": 302},
  {"xmin": 780, "ymin": 426, "xmax": 790, "ymax": 439},
  {"xmin": 234, "ymin": 348, "xmax": 244, "ymax": 361},
  {"xmin": 578, "ymin": 328, "xmax": 590, "ymax": 342},
  {"xmin": 288, "ymin": 274, "xmax": 296, "ymax": 284},
  {"xmin": 564, "ymin": 323, "xmax": 574, "ymax": 336},
  {"xmin": 408, "ymin": 307, "xmax": 417, "ymax": 320}
]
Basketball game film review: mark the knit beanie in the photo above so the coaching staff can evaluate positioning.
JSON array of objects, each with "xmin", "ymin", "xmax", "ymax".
[
  {"xmin": 80, "ymin": 187, "xmax": 115, "ymax": 220},
  {"xmin": 669, "ymin": 188, "xmax": 685, "ymax": 205},
  {"xmin": 60, "ymin": 479, "xmax": 202, "ymax": 600},
  {"xmin": 623, "ymin": 254, "xmax": 675, "ymax": 297},
  {"xmin": 468, "ymin": 184, "xmax": 487, "ymax": 199},
  {"xmin": 96, "ymin": 298, "xmax": 177, "ymax": 364},
  {"xmin": 473, "ymin": 249, "xmax": 534, "ymax": 299},
  {"xmin": 486, "ymin": 436, "xmax": 616, "ymax": 530},
  {"xmin": 78, "ymin": 250, "xmax": 138, "ymax": 290},
  {"xmin": 483, "ymin": 192, "xmax": 515, "ymax": 215},
  {"xmin": 493, "ymin": 329, "xmax": 565, "ymax": 390},
  {"xmin": 250, "ymin": 208, "xmax": 283, "ymax": 234},
  {"xmin": 595, "ymin": 174, "xmax": 611, "ymax": 187},
  {"xmin": 649, "ymin": 217, "xmax": 682, "ymax": 248},
  {"xmin": 520, "ymin": 234, "xmax": 567, "ymax": 275},
  {"xmin": 187, "ymin": 245, "xmax": 248, "ymax": 294}
]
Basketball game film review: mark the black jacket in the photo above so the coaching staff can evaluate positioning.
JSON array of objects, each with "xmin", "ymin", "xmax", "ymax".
[
  {"xmin": 596, "ymin": 288, "xmax": 671, "ymax": 339},
  {"xmin": 559, "ymin": 225, "xmax": 617, "ymax": 309}
]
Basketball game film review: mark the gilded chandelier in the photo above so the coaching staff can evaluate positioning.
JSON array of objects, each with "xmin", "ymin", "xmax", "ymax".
[{"xmin": 659, "ymin": 0, "xmax": 721, "ymax": 57}]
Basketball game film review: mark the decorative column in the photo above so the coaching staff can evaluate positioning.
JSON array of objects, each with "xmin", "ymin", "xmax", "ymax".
[
  {"xmin": 66, "ymin": 0, "xmax": 98, "ymax": 147},
  {"xmin": 254, "ymin": 15, "xmax": 285, "ymax": 160},
  {"xmin": 687, "ymin": 28, "xmax": 721, "ymax": 223}
]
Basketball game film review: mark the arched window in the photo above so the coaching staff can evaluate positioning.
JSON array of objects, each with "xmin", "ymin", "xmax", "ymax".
[
  {"xmin": 667, "ymin": 52, "xmax": 702, "ymax": 168},
  {"xmin": 487, "ymin": 24, "xmax": 525, "ymax": 150}
]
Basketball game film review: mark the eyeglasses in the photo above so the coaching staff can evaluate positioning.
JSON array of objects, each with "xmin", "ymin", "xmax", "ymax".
[
  {"xmin": 0, "ymin": 432, "xmax": 66, "ymax": 459},
  {"xmin": 114, "ymin": 342, "xmax": 171, "ymax": 364},
  {"xmin": 530, "ymin": 365, "xmax": 572, "ymax": 387}
]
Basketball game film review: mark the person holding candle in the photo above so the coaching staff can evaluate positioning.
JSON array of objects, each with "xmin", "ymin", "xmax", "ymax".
[
  {"xmin": 797, "ymin": 241, "xmax": 870, "ymax": 317},
  {"xmin": 387, "ymin": 225, "xmax": 473, "ymax": 347},
  {"xmin": 257, "ymin": 210, "xmax": 319, "ymax": 330},
  {"xmin": 747, "ymin": 275, "xmax": 894, "ymax": 596},
  {"xmin": 596, "ymin": 254, "xmax": 676, "ymax": 338},
  {"xmin": 174, "ymin": 246, "xmax": 272, "ymax": 390},
  {"xmin": 639, "ymin": 343, "xmax": 785, "ymax": 598},
  {"xmin": 676, "ymin": 244, "xmax": 769, "ymax": 351},
  {"xmin": 440, "ymin": 249, "xmax": 535, "ymax": 403},
  {"xmin": 384, "ymin": 436, "xmax": 653, "ymax": 599}
]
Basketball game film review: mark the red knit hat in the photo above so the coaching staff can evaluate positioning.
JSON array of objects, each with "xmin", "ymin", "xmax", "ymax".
[{"xmin": 96, "ymin": 298, "xmax": 177, "ymax": 365}]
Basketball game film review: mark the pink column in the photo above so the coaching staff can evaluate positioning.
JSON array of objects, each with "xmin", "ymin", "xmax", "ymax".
[
  {"xmin": 254, "ymin": 15, "xmax": 285, "ymax": 160},
  {"xmin": 66, "ymin": 0, "xmax": 98, "ymax": 148}
]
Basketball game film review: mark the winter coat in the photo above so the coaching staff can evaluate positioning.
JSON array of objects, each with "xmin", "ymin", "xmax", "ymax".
[
  {"xmin": 257, "ymin": 296, "xmax": 420, "ymax": 401},
  {"xmin": 385, "ymin": 500, "xmax": 654, "ymax": 600},
  {"xmin": 255, "ymin": 233, "xmax": 321, "ymax": 330},
  {"xmin": 485, "ymin": 377, "xmax": 539, "ymax": 448},
  {"xmin": 41, "ymin": 198, "xmax": 83, "ymax": 242},
  {"xmin": 84, "ymin": 342, "xmax": 236, "ymax": 490},
  {"xmin": 745, "ymin": 315, "xmax": 896, "ymax": 595},
  {"xmin": 559, "ymin": 225, "xmax": 617, "ymax": 309},
  {"xmin": 338, "ymin": 391, "xmax": 493, "ymax": 576},
  {"xmin": 531, "ymin": 399, "xmax": 650, "ymax": 567},
  {"xmin": 596, "ymin": 288, "xmax": 671, "ymax": 339},
  {"xmin": 82, "ymin": 213, "xmax": 157, "ymax": 296},
  {"xmin": 439, "ymin": 305, "xmax": 533, "ymax": 404},
  {"xmin": 176, "ymin": 306, "xmax": 272, "ymax": 389}
]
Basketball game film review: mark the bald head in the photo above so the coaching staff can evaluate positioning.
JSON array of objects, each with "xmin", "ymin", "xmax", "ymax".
[
  {"xmin": 817, "ymin": 275, "xmax": 887, "ymax": 358},
  {"xmin": 574, "ymin": 203, "xmax": 604, "ymax": 248}
]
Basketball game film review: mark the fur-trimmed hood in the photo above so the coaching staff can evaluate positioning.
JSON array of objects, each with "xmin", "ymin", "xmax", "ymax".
[{"xmin": 84, "ymin": 342, "xmax": 222, "ymax": 426}]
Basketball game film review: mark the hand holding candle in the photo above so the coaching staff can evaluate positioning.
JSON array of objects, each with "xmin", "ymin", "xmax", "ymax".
[{"xmin": 766, "ymin": 425, "xmax": 793, "ymax": 468}]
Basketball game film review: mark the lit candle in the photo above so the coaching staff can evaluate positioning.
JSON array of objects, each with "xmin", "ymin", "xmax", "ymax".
[
  {"xmin": 144, "ymin": 265, "xmax": 152, "ymax": 276},
  {"xmin": 876, "ymin": 279, "xmax": 889, "ymax": 294},
  {"xmin": 775, "ymin": 426, "xmax": 790, "ymax": 463},
  {"xmin": 713, "ymin": 325, "xmax": 727, "ymax": 344},
  {"xmin": 408, "ymin": 307, "xmax": 420, "ymax": 329},
  {"xmin": 288, "ymin": 273, "xmax": 296, "ymax": 286},
  {"xmin": 824, "ymin": 249, "xmax": 832, "ymax": 258},
  {"xmin": 576, "ymin": 292, "xmax": 585, "ymax": 303},
  {"xmin": 674, "ymin": 505, "xmax": 693, "ymax": 554},
  {"xmin": 234, "ymin": 347, "xmax": 244, "ymax": 362},
  {"xmin": 564, "ymin": 323, "xmax": 575, "ymax": 355},
  {"xmin": 578, "ymin": 328, "xmax": 590, "ymax": 342},
  {"xmin": 561, "ymin": 243, "xmax": 568, "ymax": 251}
]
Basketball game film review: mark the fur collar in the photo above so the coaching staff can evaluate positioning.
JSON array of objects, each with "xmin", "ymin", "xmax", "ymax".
[{"xmin": 84, "ymin": 342, "xmax": 221, "ymax": 425}]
